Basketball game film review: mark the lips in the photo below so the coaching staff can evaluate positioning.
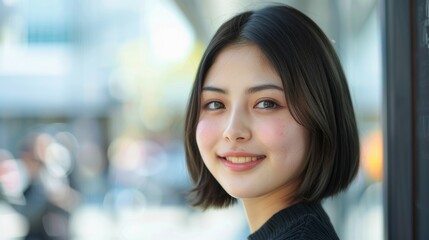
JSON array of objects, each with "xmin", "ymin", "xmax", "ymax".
[
  {"xmin": 218, "ymin": 153, "xmax": 265, "ymax": 171},
  {"xmin": 224, "ymin": 156, "xmax": 265, "ymax": 163}
]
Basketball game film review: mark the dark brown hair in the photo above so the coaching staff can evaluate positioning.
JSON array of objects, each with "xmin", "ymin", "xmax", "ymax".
[{"xmin": 184, "ymin": 4, "xmax": 359, "ymax": 209}]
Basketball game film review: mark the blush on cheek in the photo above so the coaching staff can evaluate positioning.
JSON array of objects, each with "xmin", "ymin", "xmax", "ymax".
[
  {"xmin": 257, "ymin": 120, "xmax": 289, "ymax": 146},
  {"xmin": 196, "ymin": 120, "xmax": 215, "ymax": 136},
  {"xmin": 196, "ymin": 120, "xmax": 218, "ymax": 148}
]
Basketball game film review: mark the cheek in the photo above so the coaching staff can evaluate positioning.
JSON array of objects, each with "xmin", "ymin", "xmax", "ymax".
[
  {"xmin": 196, "ymin": 119, "xmax": 219, "ymax": 153},
  {"xmin": 257, "ymin": 118, "xmax": 307, "ymax": 152},
  {"xmin": 256, "ymin": 118, "xmax": 290, "ymax": 146}
]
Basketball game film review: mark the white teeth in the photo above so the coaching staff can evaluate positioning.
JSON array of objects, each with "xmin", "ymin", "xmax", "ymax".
[{"xmin": 225, "ymin": 156, "xmax": 260, "ymax": 163}]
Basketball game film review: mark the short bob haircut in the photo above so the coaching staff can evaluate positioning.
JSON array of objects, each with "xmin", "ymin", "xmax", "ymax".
[{"xmin": 185, "ymin": 4, "xmax": 359, "ymax": 209}]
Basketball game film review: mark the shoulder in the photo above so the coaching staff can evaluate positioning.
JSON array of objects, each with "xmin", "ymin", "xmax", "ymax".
[
  {"xmin": 287, "ymin": 214, "xmax": 339, "ymax": 240},
  {"xmin": 248, "ymin": 202, "xmax": 339, "ymax": 240}
]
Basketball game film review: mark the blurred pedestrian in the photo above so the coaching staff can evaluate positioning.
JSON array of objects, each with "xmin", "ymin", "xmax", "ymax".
[{"xmin": 11, "ymin": 132, "xmax": 73, "ymax": 240}]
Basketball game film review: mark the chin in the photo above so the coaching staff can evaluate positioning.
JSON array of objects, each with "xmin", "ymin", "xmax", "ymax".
[{"xmin": 223, "ymin": 186, "xmax": 265, "ymax": 199}]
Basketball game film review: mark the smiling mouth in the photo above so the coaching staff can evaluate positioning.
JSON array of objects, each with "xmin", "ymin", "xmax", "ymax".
[{"xmin": 221, "ymin": 156, "xmax": 266, "ymax": 163}]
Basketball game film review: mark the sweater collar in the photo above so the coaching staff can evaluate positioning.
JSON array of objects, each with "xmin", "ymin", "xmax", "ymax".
[{"xmin": 247, "ymin": 201, "xmax": 324, "ymax": 240}]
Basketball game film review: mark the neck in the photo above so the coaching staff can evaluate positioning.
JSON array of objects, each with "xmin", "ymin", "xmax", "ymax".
[{"xmin": 241, "ymin": 183, "xmax": 300, "ymax": 233}]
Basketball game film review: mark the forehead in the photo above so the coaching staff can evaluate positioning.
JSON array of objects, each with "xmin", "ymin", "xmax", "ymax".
[{"xmin": 203, "ymin": 43, "xmax": 281, "ymax": 87}]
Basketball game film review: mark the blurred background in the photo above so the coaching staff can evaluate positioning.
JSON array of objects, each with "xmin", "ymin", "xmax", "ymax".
[{"xmin": 0, "ymin": 0, "xmax": 383, "ymax": 239}]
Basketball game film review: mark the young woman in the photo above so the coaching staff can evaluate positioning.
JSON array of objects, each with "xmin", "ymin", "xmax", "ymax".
[{"xmin": 184, "ymin": 4, "xmax": 359, "ymax": 239}]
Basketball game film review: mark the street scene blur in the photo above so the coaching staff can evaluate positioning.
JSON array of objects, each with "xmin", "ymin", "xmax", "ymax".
[{"xmin": 0, "ymin": 0, "xmax": 383, "ymax": 239}]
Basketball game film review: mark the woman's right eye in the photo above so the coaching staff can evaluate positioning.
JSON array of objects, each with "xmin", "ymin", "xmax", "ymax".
[{"xmin": 204, "ymin": 101, "xmax": 225, "ymax": 110}]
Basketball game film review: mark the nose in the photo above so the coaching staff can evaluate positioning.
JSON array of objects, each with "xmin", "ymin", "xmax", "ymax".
[{"xmin": 223, "ymin": 111, "xmax": 251, "ymax": 142}]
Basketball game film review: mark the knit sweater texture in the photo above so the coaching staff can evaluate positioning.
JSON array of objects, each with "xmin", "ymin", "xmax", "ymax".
[{"xmin": 247, "ymin": 202, "xmax": 339, "ymax": 240}]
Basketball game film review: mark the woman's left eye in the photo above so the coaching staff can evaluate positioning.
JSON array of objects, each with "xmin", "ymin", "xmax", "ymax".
[{"xmin": 254, "ymin": 100, "xmax": 279, "ymax": 109}]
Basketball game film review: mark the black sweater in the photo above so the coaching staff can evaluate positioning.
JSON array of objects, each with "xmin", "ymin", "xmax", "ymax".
[{"xmin": 247, "ymin": 202, "xmax": 339, "ymax": 240}]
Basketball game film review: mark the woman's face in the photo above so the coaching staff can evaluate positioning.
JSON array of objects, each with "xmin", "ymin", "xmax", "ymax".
[{"xmin": 196, "ymin": 44, "xmax": 309, "ymax": 200}]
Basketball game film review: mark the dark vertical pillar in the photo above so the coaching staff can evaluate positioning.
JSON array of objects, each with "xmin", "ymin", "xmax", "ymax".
[
  {"xmin": 415, "ymin": 0, "xmax": 429, "ymax": 239},
  {"xmin": 384, "ymin": 0, "xmax": 429, "ymax": 239},
  {"xmin": 383, "ymin": 0, "xmax": 414, "ymax": 239}
]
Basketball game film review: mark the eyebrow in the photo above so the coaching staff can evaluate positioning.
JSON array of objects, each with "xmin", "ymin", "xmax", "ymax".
[
  {"xmin": 201, "ymin": 84, "xmax": 284, "ymax": 94},
  {"xmin": 247, "ymin": 84, "xmax": 284, "ymax": 94},
  {"xmin": 201, "ymin": 86, "xmax": 227, "ymax": 94}
]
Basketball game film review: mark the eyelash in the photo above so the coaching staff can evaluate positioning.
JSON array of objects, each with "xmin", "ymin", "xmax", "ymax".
[
  {"xmin": 204, "ymin": 101, "xmax": 225, "ymax": 111},
  {"xmin": 254, "ymin": 99, "xmax": 280, "ymax": 109},
  {"xmin": 203, "ymin": 99, "xmax": 280, "ymax": 111}
]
